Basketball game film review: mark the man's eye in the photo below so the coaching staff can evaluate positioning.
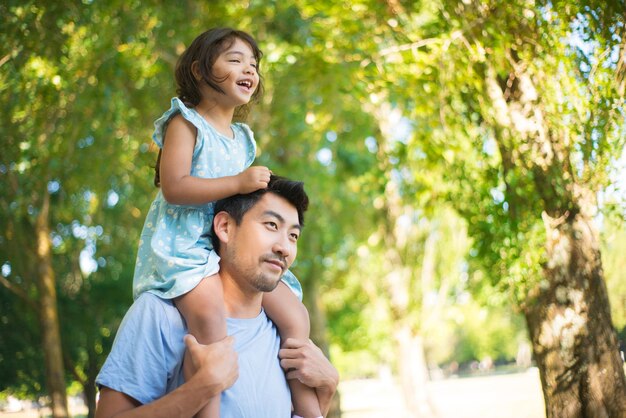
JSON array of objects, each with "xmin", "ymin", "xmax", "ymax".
[
  {"xmin": 290, "ymin": 233, "xmax": 299, "ymax": 241},
  {"xmin": 229, "ymin": 59, "xmax": 241, "ymax": 63},
  {"xmin": 266, "ymin": 222, "xmax": 278, "ymax": 229}
]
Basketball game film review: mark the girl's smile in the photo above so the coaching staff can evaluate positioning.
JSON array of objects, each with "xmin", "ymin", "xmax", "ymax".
[{"xmin": 211, "ymin": 38, "xmax": 259, "ymax": 105}]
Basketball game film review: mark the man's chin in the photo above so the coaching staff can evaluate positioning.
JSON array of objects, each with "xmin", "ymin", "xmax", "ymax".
[{"xmin": 253, "ymin": 275, "xmax": 282, "ymax": 293}]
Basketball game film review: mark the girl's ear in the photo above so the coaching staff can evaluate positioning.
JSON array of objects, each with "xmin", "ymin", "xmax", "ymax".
[
  {"xmin": 191, "ymin": 61, "xmax": 203, "ymax": 81},
  {"xmin": 213, "ymin": 211, "xmax": 232, "ymax": 245}
]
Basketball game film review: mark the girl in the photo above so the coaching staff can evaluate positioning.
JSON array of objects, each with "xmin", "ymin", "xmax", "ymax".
[{"xmin": 133, "ymin": 28, "xmax": 322, "ymax": 418}]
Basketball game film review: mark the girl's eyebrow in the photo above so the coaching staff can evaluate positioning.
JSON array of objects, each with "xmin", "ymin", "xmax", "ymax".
[{"xmin": 225, "ymin": 51, "xmax": 257, "ymax": 60}]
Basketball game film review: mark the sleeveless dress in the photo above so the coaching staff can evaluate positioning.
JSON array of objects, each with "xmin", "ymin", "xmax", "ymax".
[{"xmin": 132, "ymin": 98, "xmax": 302, "ymax": 301}]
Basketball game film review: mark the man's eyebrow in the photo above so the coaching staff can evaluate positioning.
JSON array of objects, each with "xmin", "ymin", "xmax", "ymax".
[{"xmin": 263, "ymin": 210, "xmax": 301, "ymax": 231}]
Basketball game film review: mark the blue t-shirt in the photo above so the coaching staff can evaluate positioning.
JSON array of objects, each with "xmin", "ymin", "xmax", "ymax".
[{"xmin": 96, "ymin": 293, "xmax": 291, "ymax": 417}]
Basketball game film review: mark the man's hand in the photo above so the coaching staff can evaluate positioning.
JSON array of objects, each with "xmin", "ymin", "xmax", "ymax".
[
  {"xmin": 96, "ymin": 336, "xmax": 239, "ymax": 418},
  {"xmin": 278, "ymin": 338, "xmax": 339, "ymax": 390},
  {"xmin": 279, "ymin": 338, "xmax": 339, "ymax": 417},
  {"xmin": 184, "ymin": 334, "xmax": 239, "ymax": 392}
]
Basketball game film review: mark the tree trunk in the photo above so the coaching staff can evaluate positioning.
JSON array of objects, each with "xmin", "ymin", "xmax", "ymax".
[
  {"xmin": 369, "ymin": 99, "xmax": 437, "ymax": 417},
  {"xmin": 396, "ymin": 224, "xmax": 438, "ymax": 418},
  {"xmin": 303, "ymin": 263, "xmax": 341, "ymax": 418},
  {"xmin": 524, "ymin": 211, "xmax": 626, "ymax": 418},
  {"xmin": 83, "ymin": 378, "xmax": 97, "ymax": 418},
  {"xmin": 35, "ymin": 191, "xmax": 69, "ymax": 418},
  {"xmin": 395, "ymin": 325, "xmax": 436, "ymax": 418},
  {"xmin": 85, "ymin": 344, "xmax": 99, "ymax": 418}
]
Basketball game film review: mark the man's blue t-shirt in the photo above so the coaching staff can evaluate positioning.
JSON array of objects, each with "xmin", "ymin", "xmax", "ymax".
[{"xmin": 96, "ymin": 293, "xmax": 291, "ymax": 417}]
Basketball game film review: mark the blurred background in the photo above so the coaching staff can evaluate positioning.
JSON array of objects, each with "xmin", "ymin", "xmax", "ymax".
[{"xmin": 1, "ymin": 1, "xmax": 625, "ymax": 417}]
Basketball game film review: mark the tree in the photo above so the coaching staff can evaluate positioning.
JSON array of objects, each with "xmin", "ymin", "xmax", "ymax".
[
  {"xmin": 364, "ymin": 0, "xmax": 626, "ymax": 415},
  {"xmin": 5, "ymin": 2, "xmax": 624, "ymax": 417},
  {"xmin": 2, "ymin": 3, "xmax": 353, "ymax": 416},
  {"xmin": 1, "ymin": 1, "xmax": 174, "ymax": 415}
]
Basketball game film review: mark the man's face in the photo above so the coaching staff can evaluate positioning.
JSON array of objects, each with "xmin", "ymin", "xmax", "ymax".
[{"xmin": 224, "ymin": 193, "xmax": 301, "ymax": 294}]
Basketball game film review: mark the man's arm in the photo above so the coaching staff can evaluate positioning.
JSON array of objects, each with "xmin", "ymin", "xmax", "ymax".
[
  {"xmin": 95, "ymin": 335, "xmax": 238, "ymax": 418},
  {"xmin": 278, "ymin": 338, "xmax": 339, "ymax": 417}
]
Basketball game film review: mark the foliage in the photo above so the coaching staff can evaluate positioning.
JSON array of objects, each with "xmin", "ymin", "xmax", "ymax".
[
  {"xmin": 2, "ymin": 0, "xmax": 625, "ymax": 412},
  {"xmin": 0, "ymin": 291, "xmax": 44, "ymax": 397},
  {"xmin": 0, "ymin": 0, "xmax": 167, "ymax": 402},
  {"xmin": 602, "ymin": 212, "xmax": 626, "ymax": 332},
  {"xmin": 444, "ymin": 302, "xmax": 527, "ymax": 366}
]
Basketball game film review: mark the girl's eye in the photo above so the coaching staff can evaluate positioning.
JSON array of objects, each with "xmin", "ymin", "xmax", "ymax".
[{"xmin": 229, "ymin": 59, "xmax": 241, "ymax": 63}]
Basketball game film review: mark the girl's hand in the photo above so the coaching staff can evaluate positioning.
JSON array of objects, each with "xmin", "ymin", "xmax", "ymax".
[{"xmin": 236, "ymin": 166, "xmax": 271, "ymax": 193}]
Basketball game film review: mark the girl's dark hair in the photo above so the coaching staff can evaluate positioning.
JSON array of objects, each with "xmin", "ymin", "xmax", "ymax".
[
  {"xmin": 154, "ymin": 28, "xmax": 264, "ymax": 187},
  {"xmin": 176, "ymin": 27, "xmax": 264, "ymax": 108}
]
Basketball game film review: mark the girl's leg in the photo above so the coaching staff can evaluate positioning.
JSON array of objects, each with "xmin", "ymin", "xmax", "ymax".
[
  {"xmin": 175, "ymin": 274, "xmax": 226, "ymax": 418},
  {"xmin": 263, "ymin": 281, "xmax": 322, "ymax": 418}
]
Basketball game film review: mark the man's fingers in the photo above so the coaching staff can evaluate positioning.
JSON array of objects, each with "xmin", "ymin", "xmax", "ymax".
[
  {"xmin": 184, "ymin": 334, "xmax": 198, "ymax": 349},
  {"xmin": 280, "ymin": 358, "xmax": 298, "ymax": 370},
  {"xmin": 220, "ymin": 335, "xmax": 235, "ymax": 347},
  {"xmin": 285, "ymin": 369, "xmax": 301, "ymax": 381},
  {"xmin": 279, "ymin": 347, "xmax": 309, "ymax": 361},
  {"xmin": 185, "ymin": 334, "xmax": 235, "ymax": 352},
  {"xmin": 281, "ymin": 338, "xmax": 304, "ymax": 349}
]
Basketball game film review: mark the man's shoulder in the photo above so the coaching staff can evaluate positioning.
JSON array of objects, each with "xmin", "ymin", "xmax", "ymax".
[
  {"xmin": 125, "ymin": 293, "xmax": 184, "ymax": 331},
  {"xmin": 133, "ymin": 292, "xmax": 173, "ymax": 308},
  {"xmin": 96, "ymin": 293, "xmax": 186, "ymax": 405},
  {"xmin": 132, "ymin": 292, "xmax": 176, "ymax": 313}
]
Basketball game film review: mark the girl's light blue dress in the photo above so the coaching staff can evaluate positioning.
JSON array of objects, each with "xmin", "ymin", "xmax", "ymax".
[{"xmin": 132, "ymin": 98, "xmax": 302, "ymax": 301}]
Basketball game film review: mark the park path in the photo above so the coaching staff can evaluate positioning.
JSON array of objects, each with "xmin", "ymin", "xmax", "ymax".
[
  {"xmin": 1, "ymin": 369, "xmax": 545, "ymax": 418},
  {"xmin": 341, "ymin": 368, "xmax": 545, "ymax": 418}
]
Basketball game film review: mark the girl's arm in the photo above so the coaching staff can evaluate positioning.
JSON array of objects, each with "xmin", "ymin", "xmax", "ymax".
[{"xmin": 159, "ymin": 115, "xmax": 270, "ymax": 205}]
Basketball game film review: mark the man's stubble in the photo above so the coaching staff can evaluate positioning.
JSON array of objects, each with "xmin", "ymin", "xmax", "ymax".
[{"xmin": 225, "ymin": 244, "xmax": 283, "ymax": 294}]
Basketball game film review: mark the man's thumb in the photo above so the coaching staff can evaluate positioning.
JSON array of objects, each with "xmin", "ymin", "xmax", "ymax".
[{"xmin": 184, "ymin": 334, "xmax": 198, "ymax": 349}]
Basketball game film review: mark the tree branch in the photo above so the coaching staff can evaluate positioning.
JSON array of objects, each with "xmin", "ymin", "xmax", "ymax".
[
  {"xmin": 378, "ymin": 36, "xmax": 442, "ymax": 57},
  {"xmin": 0, "ymin": 275, "xmax": 37, "ymax": 311},
  {"xmin": 64, "ymin": 352, "xmax": 87, "ymax": 386}
]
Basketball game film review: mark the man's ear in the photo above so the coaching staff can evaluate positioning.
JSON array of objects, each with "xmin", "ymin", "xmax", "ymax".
[{"xmin": 213, "ymin": 211, "xmax": 233, "ymax": 244}]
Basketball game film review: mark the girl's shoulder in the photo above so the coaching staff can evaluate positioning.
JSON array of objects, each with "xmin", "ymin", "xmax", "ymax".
[
  {"xmin": 152, "ymin": 98, "xmax": 204, "ymax": 148},
  {"xmin": 232, "ymin": 122, "xmax": 256, "ymax": 142},
  {"xmin": 232, "ymin": 122, "xmax": 257, "ymax": 166}
]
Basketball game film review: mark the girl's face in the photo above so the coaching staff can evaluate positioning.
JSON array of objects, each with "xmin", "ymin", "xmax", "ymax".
[{"xmin": 206, "ymin": 38, "xmax": 260, "ymax": 107}]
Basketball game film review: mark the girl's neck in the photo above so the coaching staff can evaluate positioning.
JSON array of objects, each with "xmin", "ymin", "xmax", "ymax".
[{"xmin": 195, "ymin": 99, "xmax": 236, "ymax": 138}]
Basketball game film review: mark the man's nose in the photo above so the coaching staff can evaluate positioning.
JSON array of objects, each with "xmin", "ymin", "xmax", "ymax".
[{"xmin": 273, "ymin": 235, "xmax": 291, "ymax": 258}]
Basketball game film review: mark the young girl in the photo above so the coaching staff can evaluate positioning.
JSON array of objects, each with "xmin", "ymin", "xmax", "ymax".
[{"xmin": 132, "ymin": 28, "xmax": 322, "ymax": 418}]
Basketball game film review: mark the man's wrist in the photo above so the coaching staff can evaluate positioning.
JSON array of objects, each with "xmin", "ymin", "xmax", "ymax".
[{"xmin": 189, "ymin": 370, "xmax": 223, "ymax": 398}]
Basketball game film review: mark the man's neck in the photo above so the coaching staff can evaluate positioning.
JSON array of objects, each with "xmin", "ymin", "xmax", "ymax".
[{"xmin": 221, "ymin": 272, "xmax": 265, "ymax": 319}]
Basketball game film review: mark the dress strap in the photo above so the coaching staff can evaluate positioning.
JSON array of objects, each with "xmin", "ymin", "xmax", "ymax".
[
  {"xmin": 152, "ymin": 98, "xmax": 206, "ymax": 157},
  {"xmin": 233, "ymin": 123, "xmax": 258, "ymax": 168}
]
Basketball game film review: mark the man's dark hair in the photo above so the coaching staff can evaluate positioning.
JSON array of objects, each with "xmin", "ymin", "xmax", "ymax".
[{"xmin": 210, "ymin": 175, "xmax": 309, "ymax": 253}]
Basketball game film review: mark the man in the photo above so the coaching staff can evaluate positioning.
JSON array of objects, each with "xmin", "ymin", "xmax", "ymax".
[{"xmin": 95, "ymin": 176, "xmax": 338, "ymax": 418}]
